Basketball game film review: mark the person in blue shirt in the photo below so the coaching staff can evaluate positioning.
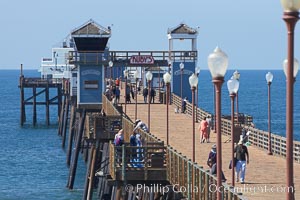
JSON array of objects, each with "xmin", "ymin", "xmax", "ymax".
[
  {"xmin": 115, "ymin": 86, "xmax": 120, "ymax": 104},
  {"xmin": 129, "ymin": 131, "xmax": 137, "ymax": 164}
]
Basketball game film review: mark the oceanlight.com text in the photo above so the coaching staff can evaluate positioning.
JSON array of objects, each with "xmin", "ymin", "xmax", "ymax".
[{"xmin": 125, "ymin": 183, "xmax": 294, "ymax": 195}]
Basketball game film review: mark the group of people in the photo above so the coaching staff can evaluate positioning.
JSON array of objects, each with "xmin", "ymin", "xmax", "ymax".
[
  {"xmin": 105, "ymin": 78, "xmax": 121, "ymax": 104},
  {"xmin": 142, "ymin": 87, "xmax": 156, "ymax": 103},
  {"xmin": 198, "ymin": 116, "xmax": 212, "ymax": 143},
  {"xmin": 207, "ymin": 137, "xmax": 250, "ymax": 184},
  {"xmin": 114, "ymin": 119, "xmax": 149, "ymax": 167}
]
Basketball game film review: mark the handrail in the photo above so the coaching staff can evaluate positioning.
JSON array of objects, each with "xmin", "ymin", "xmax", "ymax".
[{"xmin": 171, "ymin": 92, "xmax": 300, "ymax": 163}]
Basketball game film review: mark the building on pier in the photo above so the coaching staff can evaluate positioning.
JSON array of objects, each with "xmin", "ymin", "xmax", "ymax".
[
  {"xmin": 168, "ymin": 23, "xmax": 198, "ymax": 102},
  {"xmin": 68, "ymin": 19, "xmax": 111, "ymax": 108}
]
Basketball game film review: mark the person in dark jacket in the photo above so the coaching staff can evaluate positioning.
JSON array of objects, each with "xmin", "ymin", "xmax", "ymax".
[
  {"xmin": 150, "ymin": 88, "xmax": 156, "ymax": 103},
  {"xmin": 207, "ymin": 144, "xmax": 226, "ymax": 182},
  {"xmin": 142, "ymin": 87, "xmax": 148, "ymax": 103}
]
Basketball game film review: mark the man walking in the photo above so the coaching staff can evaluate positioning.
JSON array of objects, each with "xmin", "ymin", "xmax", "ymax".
[{"xmin": 235, "ymin": 140, "xmax": 249, "ymax": 184}]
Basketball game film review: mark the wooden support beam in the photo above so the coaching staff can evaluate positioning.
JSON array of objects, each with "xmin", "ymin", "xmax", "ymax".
[
  {"xmin": 58, "ymin": 95, "xmax": 66, "ymax": 136},
  {"xmin": 83, "ymin": 146, "xmax": 93, "ymax": 200},
  {"xmin": 46, "ymin": 82, "xmax": 50, "ymax": 126},
  {"xmin": 20, "ymin": 74, "xmax": 25, "ymax": 126},
  {"xmin": 62, "ymin": 96, "xmax": 70, "ymax": 148},
  {"xmin": 57, "ymin": 86, "xmax": 62, "ymax": 121},
  {"xmin": 67, "ymin": 109, "xmax": 86, "ymax": 189},
  {"xmin": 33, "ymin": 86, "xmax": 37, "ymax": 126},
  {"xmin": 87, "ymin": 143, "xmax": 97, "ymax": 200},
  {"xmin": 66, "ymin": 102, "xmax": 76, "ymax": 166}
]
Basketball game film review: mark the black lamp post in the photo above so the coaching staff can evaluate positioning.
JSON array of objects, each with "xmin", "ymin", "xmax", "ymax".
[
  {"xmin": 280, "ymin": 1, "xmax": 300, "ymax": 198},
  {"xmin": 163, "ymin": 72, "xmax": 171, "ymax": 145},
  {"xmin": 123, "ymin": 69, "xmax": 128, "ymax": 114},
  {"xmin": 134, "ymin": 70, "xmax": 139, "ymax": 121},
  {"xmin": 146, "ymin": 71, "xmax": 153, "ymax": 132},
  {"xmin": 195, "ymin": 66, "xmax": 201, "ymax": 123},
  {"xmin": 109, "ymin": 61, "xmax": 113, "ymax": 82},
  {"xmin": 233, "ymin": 70, "xmax": 240, "ymax": 124},
  {"xmin": 180, "ymin": 62, "xmax": 184, "ymax": 111},
  {"xmin": 208, "ymin": 47, "xmax": 228, "ymax": 200},
  {"xmin": 227, "ymin": 78, "xmax": 239, "ymax": 187},
  {"xmin": 265, "ymin": 72, "xmax": 273, "ymax": 155}
]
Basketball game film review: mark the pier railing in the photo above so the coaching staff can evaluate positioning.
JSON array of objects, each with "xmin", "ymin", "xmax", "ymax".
[
  {"xmin": 20, "ymin": 77, "xmax": 62, "ymax": 86},
  {"xmin": 171, "ymin": 93, "xmax": 300, "ymax": 163},
  {"xmin": 109, "ymin": 142, "xmax": 167, "ymax": 181},
  {"xmin": 68, "ymin": 50, "xmax": 197, "ymax": 65}
]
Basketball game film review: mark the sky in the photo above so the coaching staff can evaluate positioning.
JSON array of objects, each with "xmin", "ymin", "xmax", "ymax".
[{"xmin": 0, "ymin": 0, "xmax": 295, "ymax": 70}]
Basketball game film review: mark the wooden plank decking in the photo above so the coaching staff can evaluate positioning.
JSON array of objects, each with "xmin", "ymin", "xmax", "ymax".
[{"xmin": 119, "ymin": 89, "xmax": 300, "ymax": 200}]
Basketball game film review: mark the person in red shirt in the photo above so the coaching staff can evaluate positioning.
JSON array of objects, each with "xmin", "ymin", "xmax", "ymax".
[
  {"xmin": 198, "ymin": 117, "xmax": 208, "ymax": 143},
  {"xmin": 115, "ymin": 78, "xmax": 120, "ymax": 87}
]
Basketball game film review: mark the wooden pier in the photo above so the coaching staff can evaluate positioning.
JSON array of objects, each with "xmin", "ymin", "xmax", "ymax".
[
  {"xmin": 19, "ymin": 73, "xmax": 300, "ymax": 199},
  {"xmin": 18, "ymin": 64, "xmax": 63, "ymax": 126}
]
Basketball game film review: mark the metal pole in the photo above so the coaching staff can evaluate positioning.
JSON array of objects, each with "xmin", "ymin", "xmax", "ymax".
[
  {"xmin": 267, "ymin": 82, "xmax": 273, "ymax": 155},
  {"xmin": 236, "ymin": 92, "xmax": 239, "ymax": 124},
  {"xmin": 166, "ymin": 82, "xmax": 170, "ymax": 145},
  {"xmin": 214, "ymin": 86, "xmax": 217, "ymax": 132},
  {"xmin": 283, "ymin": 11, "xmax": 298, "ymax": 200},
  {"xmin": 135, "ymin": 78, "xmax": 138, "ymax": 121},
  {"xmin": 192, "ymin": 87, "xmax": 196, "ymax": 162},
  {"xmin": 196, "ymin": 73, "xmax": 199, "ymax": 123},
  {"xmin": 213, "ymin": 77, "xmax": 224, "ymax": 200},
  {"xmin": 230, "ymin": 94, "xmax": 236, "ymax": 187},
  {"xmin": 148, "ymin": 80, "xmax": 151, "ymax": 132},
  {"xmin": 181, "ymin": 69, "xmax": 183, "ymax": 111},
  {"xmin": 125, "ymin": 77, "xmax": 127, "ymax": 114}
]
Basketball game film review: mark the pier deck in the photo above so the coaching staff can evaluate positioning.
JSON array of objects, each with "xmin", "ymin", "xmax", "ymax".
[{"xmin": 120, "ymin": 89, "xmax": 300, "ymax": 200}]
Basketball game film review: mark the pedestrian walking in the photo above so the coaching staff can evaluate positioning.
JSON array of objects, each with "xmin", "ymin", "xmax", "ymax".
[
  {"xmin": 115, "ymin": 86, "xmax": 120, "ymax": 104},
  {"xmin": 235, "ymin": 140, "xmax": 250, "ymax": 184},
  {"xmin": 207, "ymin": 144, "xmax": 226, "ymax": 182},
  {"xmin": 199, "ymin": 117, "xmax": 208, "ymax": 143},
  {"xmin": 150, "ymin": 88, "xmax": 156, "ymax": 103},
  {"xmin": 143, "ymin": 87, "xmax": 148, "ymax": 103},
  {"xmin": 206, "ymin": 115, "xmax": 212, "ymax": 143}
]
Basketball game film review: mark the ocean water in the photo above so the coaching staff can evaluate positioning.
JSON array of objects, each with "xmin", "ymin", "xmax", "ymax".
[
  {"xmin": 0, "ymin": 69, "xmax": 299, "ymax": 200},
  {"xmin": 197, "ymin": 70, "xmax": 300, "ymax": 141},
  {"xmin": 0, "ymin": 70, "xmax": 87, "ymax": 200}
]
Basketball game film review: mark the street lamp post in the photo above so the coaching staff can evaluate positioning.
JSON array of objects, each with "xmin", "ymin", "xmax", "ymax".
[
  {"xmin": 123, "ymin": 70, "xmax": 129, "ymax": 114},
  {"xmin": 146, "ymin": 71, "xmax": 153, "ymax": 132},
  {"xmin": 180, "ymin": 62, "xmax": 184, "ymax": 111},
  {"xmin": 163, "ymin": 72, "xmax": 171, "ymax": 145},
  {"xmin": 233, "ymin": 70, "xmax": 240, "ymax": 124},
  {"xmin": 280, "ymin": 1, "xmax": 300, "ymax": 198},
  {"xmin": 189, "ymin": 73, "xmax": 199, "ymax": 162},
  {"xmin": 227, "ymin": 78, "xmax": 239, "ymax": 187},
  {"xmin": 109, "ymin": 61, "xmax": 113, "ymax": 82},
  {"xmin": 208, "ymin": 47, "xmax": 228, "ymax": 200},
  {"xmin": 134, "ymin": 70, "xmax": 139, "ymax": 121},
  {"xmin": 266, "ymin": 72, "xmax": 274, "ymax": 155},
  {"xmin": 195, "ymin": 66, "xmax": 201, "ymax": 123}
]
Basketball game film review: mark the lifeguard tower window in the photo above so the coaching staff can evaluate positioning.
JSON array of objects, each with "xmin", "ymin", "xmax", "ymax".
[
  {"xmin": 84, "ymin": 80, "xmax": 98, "ymax": 89},
  {"xmin": 73, "ymin": 37, "xmax": 108, "ymax": 51}
]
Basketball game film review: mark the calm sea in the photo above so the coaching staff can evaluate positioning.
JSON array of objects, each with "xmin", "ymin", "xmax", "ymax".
[
  {"xmin": 0, "ymin": 70, "xmax": 87, "ymax": 200},
  {"xmin": 0, "ymin": 69, "xmax": 299, "ymax": 199}
]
